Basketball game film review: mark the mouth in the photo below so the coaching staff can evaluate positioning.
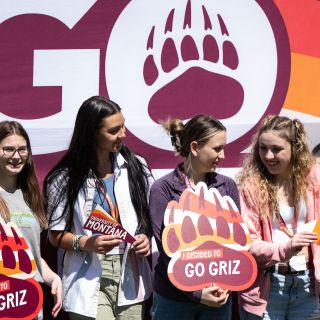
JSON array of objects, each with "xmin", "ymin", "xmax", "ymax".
[
  {"xmin": 114, "ymin": 141, "xmax": 122, "ymax": 149},
  {"xmin": 264, "ymin": 162, "xmax": 279, "ymax": 171},
  {"xmin": 266, "ymin": 161, "xmax": 278, "ymax": 167},
  {"xmin": 8, "ymin": 162, "xmax": 23, "ymax": 168}
]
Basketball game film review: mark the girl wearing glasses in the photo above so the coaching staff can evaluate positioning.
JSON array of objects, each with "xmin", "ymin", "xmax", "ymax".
[
  {"xmin": 237, "ymin": 115, "xmax": 320, "ymax": 319},
  {"xmin": 0, "ymin": 121, "xmax": 62, "ymax": 319},
  {"xmin": 44, "ymin": 96, "xmax": 153, "ymax": 320}
]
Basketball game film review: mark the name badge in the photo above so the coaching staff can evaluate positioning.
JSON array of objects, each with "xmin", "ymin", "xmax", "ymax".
[{"xmin": 289, "ymin": 255, "xmax": 307, "ymax": 271}]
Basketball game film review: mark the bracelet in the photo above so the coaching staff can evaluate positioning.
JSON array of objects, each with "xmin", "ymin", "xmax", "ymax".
[{"xmin": 72, "ymin": 234, "xmax": 84, "ymax": 253}]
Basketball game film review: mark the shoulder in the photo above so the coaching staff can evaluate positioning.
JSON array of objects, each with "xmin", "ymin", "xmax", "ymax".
[
  {"xmin": 45, "ymin": 168, "xmax": 69, "ymax": 193},
  {"xmin": 211, "ymin": 172, "xmax": 238, "ymax": 191},
  {"xmin": 151, "ymin": 170, "xmax": 175, "ymax": 192},
  {"xmin": 307, "ymin": 162, "xmax": 320, "ymax": 189}
]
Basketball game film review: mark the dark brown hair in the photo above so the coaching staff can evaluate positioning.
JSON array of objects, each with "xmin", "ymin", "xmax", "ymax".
[{"xmin": 0, "ymin": 121, "xmax": 47, "ymax": 227}]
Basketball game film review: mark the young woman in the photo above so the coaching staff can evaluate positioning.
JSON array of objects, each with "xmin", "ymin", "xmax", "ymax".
[
  {"xmin": 149, "ymin": 115, "xmax": 239, "ymax": 320},
  {"xmin": 44, "ymin": 96, "xmax": 153, "ymax": 320},
  {"xmin": 0, "ymin": 121, "xmax": 62, "ymax": 319},
  {"xmin": 237, "ymin": 115, "xmax": 320, "ymax": 319}
]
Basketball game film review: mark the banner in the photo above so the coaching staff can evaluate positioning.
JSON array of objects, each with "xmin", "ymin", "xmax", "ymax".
[{"xmin": 0, "ymin": 0, "xmax": 319, "ymax": 178}]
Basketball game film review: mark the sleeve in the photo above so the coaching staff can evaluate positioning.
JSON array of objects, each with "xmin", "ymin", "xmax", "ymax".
[
  {"xmin": 149, "ymin": 179, "xmax": 170, "ymax": 248},
  {"xmin": 45, "ymin": 173, "xmax": 70, "ymax": 231},
  {"xmin": 149, "ymin": 178, "xmax": 202, "ymax": 302},
  {"xmin": 226, "ymin": 178, "xmax": 240, "ymax": 211},
  {"xmin": 240, "ymin": 188, "xmax": 294, "ymax": 268}
]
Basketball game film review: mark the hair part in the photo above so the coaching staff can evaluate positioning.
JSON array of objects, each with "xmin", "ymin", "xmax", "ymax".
[
  {"xmin": 0, "ymin": 121, "xmax": 47, "ymax": 228},
  {"xmin": 237, "ymin": 115, "xmax": 313, "ymax": 219}
]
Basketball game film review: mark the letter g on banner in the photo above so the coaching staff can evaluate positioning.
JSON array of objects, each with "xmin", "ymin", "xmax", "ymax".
[{"xmin": 0, "ymin": 0, "xmax": 99, "ymax": 154}]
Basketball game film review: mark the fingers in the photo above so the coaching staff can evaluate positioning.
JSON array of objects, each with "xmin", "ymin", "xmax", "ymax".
[
  {"xmin": 85, "ymin": 235, "xmax": 122, "ymax": 253},
  {"xmin": 201, "ymin": 287, "xmax": 229, "ymax": 307},
  {"xmin": 51, "ymin": 278, "xmax": 62, "ymax": 318},
  {"xmin": 132, "ymin": 235, "xmax": 150, "ymax": 256},
  {"xmin": 291, "ymin": 232, "xmax": 318, "ymax": 251}
]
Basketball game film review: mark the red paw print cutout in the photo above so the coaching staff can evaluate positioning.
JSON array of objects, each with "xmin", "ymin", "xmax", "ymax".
[
  {"xmin": 162, "ymin": 182, "xmax": 257, "ymax": 292},
  {"xmin": 0, "ymin": 217, "xmax": 43, "ymax": 320}
]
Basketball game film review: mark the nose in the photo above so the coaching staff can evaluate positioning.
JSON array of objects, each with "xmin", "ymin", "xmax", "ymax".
[
  {"xmin": 218, "ymin": 149, "xmax": 225, "ymax": 159},
  {"xmin": 11, "ymin": 149, "xmax": 21, "ymax": 159},
  {"xmin": 118, "ymin": 126, "xmax": 126, "ymax": 139},
  {"xmin": 265, "ymin": 149, "xmax": 274, "ymax": 160}
]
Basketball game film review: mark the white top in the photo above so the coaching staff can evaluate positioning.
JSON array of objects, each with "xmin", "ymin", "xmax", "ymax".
[
  {"xmin": 272, "ymin": 200, "xmax": 307, "ymax": 243},
  {"xmin": 47, "ymin": 152, "xmax": 153, "ymax": 318}
]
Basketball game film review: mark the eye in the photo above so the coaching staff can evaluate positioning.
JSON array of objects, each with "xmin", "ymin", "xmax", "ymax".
[
  {"xmin": 18, "ymin": 146, "xmax": 28, "ymax": 154},
  {"xmin": 259, "ymin": 145, "xmax": 267, "ymax": 151},
  {"xmin": 3, "ymin": 146, "xmax": 15, "ymax": 153},
  {"xmin": 272, "ymin": 147, "xmax": 282, "ymax": 153},
  {"xmin": 108, "ymin": 128, "xmax": 120, "ymax": 135},
  {"xmin": 213, "ymin": 146, "xmax": 223, "ymax": 153}
]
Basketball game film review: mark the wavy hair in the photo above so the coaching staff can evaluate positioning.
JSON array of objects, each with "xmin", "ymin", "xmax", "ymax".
[
  {"xmin": 44, "ymin": 96, "xmax": 152, "ymax": 236},
  {"xmin": 0, "ymin": 121, "xmax": 47, "ymax": 227},
  {"xmin": 237, "ymin": 115, "xmax": 313, "ymax": 218}
]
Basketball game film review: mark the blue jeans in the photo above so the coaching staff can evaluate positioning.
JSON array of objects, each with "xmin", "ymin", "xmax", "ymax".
[
  {"xmin": 151, "ymin": 292, "xmax": 231, "ymax": 320},
  {"xmin": 241, "ymin": 270, "xmax": 319, "ymax": 320}
]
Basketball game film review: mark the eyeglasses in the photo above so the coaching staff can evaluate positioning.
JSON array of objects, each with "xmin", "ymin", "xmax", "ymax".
[{"xmin": 1, "ymin": 146, "xmax": 29, "ymax": 158}]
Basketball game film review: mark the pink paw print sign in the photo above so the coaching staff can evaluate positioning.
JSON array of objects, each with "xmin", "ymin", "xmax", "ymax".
[
  {"xmin": 0, "ymin": 217, "xmax": 43, "ymax": 320},
  {"xmin": 162, "ymin": 183, "xmax": 257, "ymax": 292}
]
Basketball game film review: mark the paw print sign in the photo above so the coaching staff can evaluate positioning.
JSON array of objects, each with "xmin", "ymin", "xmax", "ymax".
[
  {"xmin": 107, "ymin": 0, "xmax": 290, "ymax": 166},
  {"xmin": 0, "ymin": 217, "xmax": 43, "ymax": 320},
  {"xmin": 162, "ymin": 183, "xmax": 257, "ymax": 292}
]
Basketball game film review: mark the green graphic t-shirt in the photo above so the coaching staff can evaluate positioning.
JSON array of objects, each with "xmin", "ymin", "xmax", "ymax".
[{"xmin": 1, "ymin": 189, "xmax": 43, "ymax": 283}]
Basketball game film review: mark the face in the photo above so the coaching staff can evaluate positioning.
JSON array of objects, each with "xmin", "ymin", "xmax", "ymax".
[
  {"xmin": 192, "ymin": 130, "xmax": 226, "ymax": 174},
  {"xmin": 95, "ymin": 112, "xmax": 126, "ymax": 155},
  {"xmin": 258, "ymin": 130, "xmax": 292, "ymax": 180},
  {"xmin": 0, "ymin": 134, "xmax": 28, "ymax": 178}
]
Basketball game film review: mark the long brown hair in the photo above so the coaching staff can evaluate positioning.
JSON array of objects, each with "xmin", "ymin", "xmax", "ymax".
[
  {"xmin": 237, "ymin": 115, "xmax": 313, "ymax": 219},
  {"xmin": 0, "ymin": 121, "xmax": 47, "ymax": 228}
]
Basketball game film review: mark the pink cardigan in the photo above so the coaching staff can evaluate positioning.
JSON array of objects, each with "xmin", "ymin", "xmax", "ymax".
[{"xmin": 238, "ymin": 165, "xmax": 320, "ymax": 317}]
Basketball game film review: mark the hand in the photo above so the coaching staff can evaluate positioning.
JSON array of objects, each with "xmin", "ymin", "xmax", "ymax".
[
  {"xmin": 81, "ymin": 234, "xmax": 122, "ymax": 254},
  {"xmin": 200, "ymin": 285, "xmax": 230, "ymax": 308},
  {"xmin": 290, "ymin": 232, "xmax": 318, "ymax": 252},
  {"xmin": 50, "ymin": 274, "xmax": 62, "ymax": 318},
  {"xmin": 132, "ymin": 234, "xmax": 150, "ymax": 256}
]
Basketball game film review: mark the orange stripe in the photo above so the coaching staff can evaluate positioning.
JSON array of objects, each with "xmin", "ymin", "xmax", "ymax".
[
  {"xmin": 283, "ymin": 53, "xmax": 320, "ymax": 117},
  {"xmin": 0, "ymin": 260, "xmax": 36, "ymax": 276}
]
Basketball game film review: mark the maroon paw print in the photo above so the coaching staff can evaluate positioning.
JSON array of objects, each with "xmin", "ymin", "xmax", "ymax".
[{"xmin": 143, "ymin": 0, "xmax": 243, "ymax": 122}]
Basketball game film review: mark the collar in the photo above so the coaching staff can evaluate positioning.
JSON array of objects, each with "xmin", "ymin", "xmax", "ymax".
[
  {"xmin": 172, "ymin": 163, "xmax": 226, "ymax": 193},
  {"xmin": 112, "ymin": 152, "xmax": 127, "ymax": 180}
]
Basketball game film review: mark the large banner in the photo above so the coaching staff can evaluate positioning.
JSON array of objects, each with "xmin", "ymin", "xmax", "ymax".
[{"xmin": 0, "ymin": 0, "xmax": 319, "ymax": 179}]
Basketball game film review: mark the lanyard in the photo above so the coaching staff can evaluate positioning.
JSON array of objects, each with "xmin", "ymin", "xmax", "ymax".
[
  {"xmin": 275, "ymin": 208, "xmax": 294, "ymax": 238},
  {"xmin": 97, "ymin": 182, "xmax": 119, "ymax": 222},
  {"xmin": 182, "ymin": 172, "xmax": 196, "ymax": 190}
]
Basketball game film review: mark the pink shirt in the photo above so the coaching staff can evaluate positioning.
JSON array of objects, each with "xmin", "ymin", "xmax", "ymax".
[{"xmin": 238, "ymin": 164, "xmax": 320, "ymax": 316}]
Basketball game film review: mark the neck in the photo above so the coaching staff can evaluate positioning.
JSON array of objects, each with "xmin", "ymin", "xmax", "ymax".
[
  {"xmin": 96, "ymin": 151, "xmax": 113, "ymax": 179},
  {"xmin": 0, "ymin": 174, "xmax": 18, "ymax": 193},
  {"xmin": 183, "ymin": 161, "xmax": 206, "ymax": 185}
]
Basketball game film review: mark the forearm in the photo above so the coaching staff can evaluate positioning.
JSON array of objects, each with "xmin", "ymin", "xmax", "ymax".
[
  {"xmin": 41, "ymin": 258, "xmax": 59, "ymax": 287},
  {"xmin": 48, "ymin": 230, "xmax": 90, "ymax": 252}
]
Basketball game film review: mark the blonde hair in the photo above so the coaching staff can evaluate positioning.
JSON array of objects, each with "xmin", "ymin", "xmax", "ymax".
[
  {"xmin": 0, "ymin": 196, "xmax": 10, "ymax": 222},
  {"xmin": 237, "ymin": 115, "xmax": 314, "ymax": 219}
]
